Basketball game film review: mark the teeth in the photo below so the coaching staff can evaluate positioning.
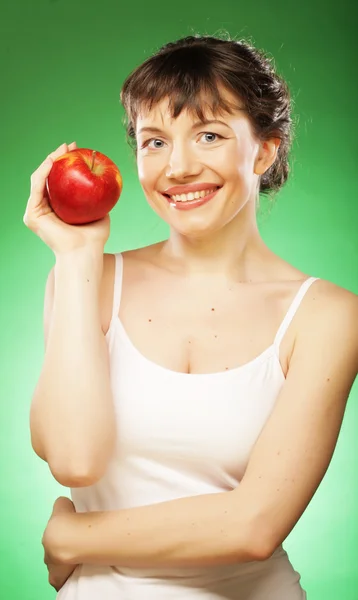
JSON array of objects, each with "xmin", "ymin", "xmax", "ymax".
[{"xmin": 170, "ymin": 188, "xmax": 217, "ymax": 202}]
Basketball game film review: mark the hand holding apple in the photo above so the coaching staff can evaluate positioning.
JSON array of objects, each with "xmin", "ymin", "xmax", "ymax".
[
  {"xmin": 46, "ymin": 148, "xmax": 123, "ymax": 225},
  {"xmin": 24, "ymin": 143, "xmax": 112, "ymax": 256}
]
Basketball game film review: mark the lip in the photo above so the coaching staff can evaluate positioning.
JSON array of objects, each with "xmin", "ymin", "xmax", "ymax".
[
  {"xmin": 162, "ymin": 187, "xmax": 221, "ymax": 211},
  {"xmin": 163, "ymin": 183, "xmax": 221, "ymax": 195}
]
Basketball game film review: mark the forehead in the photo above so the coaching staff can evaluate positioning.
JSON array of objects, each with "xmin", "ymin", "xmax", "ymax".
[{"xmin": 136, "ymin": 86, "xmax": 245, "ymax": 129}]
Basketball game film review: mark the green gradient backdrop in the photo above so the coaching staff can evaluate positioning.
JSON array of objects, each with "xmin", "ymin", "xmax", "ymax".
[{"xmin": 1, "ymin": 1, "xmax": 357, "ymax": 599}]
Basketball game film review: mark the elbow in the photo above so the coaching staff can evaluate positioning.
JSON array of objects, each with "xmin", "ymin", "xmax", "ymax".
[
  {"xmin": 236, "ymin": 508, "xmax": 275, "ymax": 562},
  {"xmin": 250, "ymin": 540, "xmax": 275, "ymax": 562},
  {"xmin": 31, "ymin": 440, "xmax": 105, "ymax": 486},
  {"xmin": 48, "ymin": 460, "xmax": 105, "ymax": 488},
  {"xmin": 228, "ymin": 490, "xmax": 276, "ymax": 563},
  {"xmin": 36, "ymin": 437, "xmax": 115, "ymax": 488},
  {"xmin": 246, "ymin": 520, "xmax": 276, "ymax": 562}
]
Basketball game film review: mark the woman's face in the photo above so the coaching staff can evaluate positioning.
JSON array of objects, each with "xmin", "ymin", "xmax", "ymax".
[{"xmin": 135, "ymin": 89, "xmax": 279, "ymax": 239}]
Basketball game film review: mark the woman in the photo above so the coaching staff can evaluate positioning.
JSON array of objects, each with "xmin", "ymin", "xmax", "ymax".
[{"xmin": 24, "ymin": 34, "xmax": 358, "ymax": 599}]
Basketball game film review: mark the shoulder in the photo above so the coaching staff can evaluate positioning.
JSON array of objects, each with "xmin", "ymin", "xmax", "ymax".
[
  {"xmin": 99, "ymin": 244, "xmax": 160, "ymax": 335},
  {"xmin": 293, "ymin": 277, "xmax": 358, "ymax": 374},
  {"xmin": 299, "ymin": 277, "xmax": 358, "ymax": 325},
  {"xmin": 263, "ymin": 252, "xmax": 357, "ymax": 347}
]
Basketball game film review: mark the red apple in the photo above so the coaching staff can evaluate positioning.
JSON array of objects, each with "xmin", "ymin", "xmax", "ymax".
[{"xmin": 46, "ymin": 148, "xmax": 123, "ymax": 225}]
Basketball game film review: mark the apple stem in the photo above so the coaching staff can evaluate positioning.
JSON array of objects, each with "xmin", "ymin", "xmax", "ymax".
[{"xmin": 91, "ymin": 151, "xmax": 97, "ymax": 171}]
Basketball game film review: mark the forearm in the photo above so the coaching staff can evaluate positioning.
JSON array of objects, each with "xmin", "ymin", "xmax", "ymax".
[
  {"xmin": 53, "ymin": 490, "xmax": 259, "ymax": 568},
  {"xmin": 30, "ymin": 248, "xmax": 115, "ymax": 484}
]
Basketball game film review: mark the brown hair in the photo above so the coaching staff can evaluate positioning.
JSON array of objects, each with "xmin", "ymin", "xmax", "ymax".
[{"xmin": 120, "ymin": 33, "xmax": 295, "ymax": 201}]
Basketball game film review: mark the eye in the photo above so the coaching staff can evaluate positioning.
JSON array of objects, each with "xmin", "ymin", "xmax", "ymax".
[
  {"xmin": 200, "ymin": 132, "xmax": 223, "ymax": 143},
  {"xmin": 140, "ymin": 131, "xmax": 224, "ymax": 150},
  {"xmin": 141, "ymin": 138, "xmax": 165, "ymax": 149}
]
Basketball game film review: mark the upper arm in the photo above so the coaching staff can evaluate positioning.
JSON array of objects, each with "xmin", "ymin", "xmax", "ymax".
[
  {"xmin": 43, "ymin": 266, "xmax": 55, "ymax": 351},
  {"xmin": 235, "ymin": 282, "xmax": 358, "ymax": 558},
  {"xmin": 42, "ymin": 253, "xmax": 115, "ymax": 350},
  {"xmin": 30, "ymin": 266, "xmax": 55, "ymax": 459}
]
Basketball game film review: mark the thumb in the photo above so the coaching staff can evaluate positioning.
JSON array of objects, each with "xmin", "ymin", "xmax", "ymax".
[{"xmin": 51, "ymin": 496, "xmax": 75, "ymax": 517}]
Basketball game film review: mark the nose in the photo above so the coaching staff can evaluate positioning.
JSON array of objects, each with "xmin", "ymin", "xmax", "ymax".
[{"xmin": 165, "ymin": 143, "xmax": 201, "ymax": 179}]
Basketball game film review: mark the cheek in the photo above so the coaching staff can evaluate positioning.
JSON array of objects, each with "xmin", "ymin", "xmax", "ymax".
[
  {"xmin": 137, "ymin": 158, "xmax": 146, "ymax": 183},
  {"xmin": 215, "ymin": 141, "xmax": 248, "ymax": 171},
  {"xmin": 137, "ymin": 157, "xmax": 160, "ymax": 191},
  {"xmin": 216, "ymin": 151, "xmax": 247, "ymax": 183},
  {"xmin": 230, "ymin": 145, "xmax": 256, "ymax": 181}
]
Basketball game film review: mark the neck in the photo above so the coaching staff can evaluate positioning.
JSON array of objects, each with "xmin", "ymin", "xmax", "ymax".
[{"xmin": 157, "ymin": 204, "xmax": 273, "ymax": 283}]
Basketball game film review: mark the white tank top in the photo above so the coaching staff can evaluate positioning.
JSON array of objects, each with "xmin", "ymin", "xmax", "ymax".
[{"xmin": 59, "ymin": 252, "xmax": 318, "ymax": 600}]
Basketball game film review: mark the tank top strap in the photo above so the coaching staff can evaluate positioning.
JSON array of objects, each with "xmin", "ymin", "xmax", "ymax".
[
  {"xmin": 273, "ymin": 276, "xmax": 320, "ymax": 352},
  {"xmin": 111, "ymin": 252, "xmax": 124, "ymax": 322}
]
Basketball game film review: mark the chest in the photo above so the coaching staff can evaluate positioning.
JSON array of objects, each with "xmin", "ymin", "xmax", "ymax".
[{"xmin": 118, "ymin": 271, "xmax": 294, "ymax": 376}]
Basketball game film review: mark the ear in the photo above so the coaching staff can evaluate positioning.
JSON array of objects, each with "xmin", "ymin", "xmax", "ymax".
[{"xmin": 254, "ymin": 138, "xmax": 281, "ymax": 176}]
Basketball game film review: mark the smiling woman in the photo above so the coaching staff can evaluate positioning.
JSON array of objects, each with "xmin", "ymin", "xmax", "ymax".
[
  {"xmin": 121, "ymin": 35, "xmax": 293, "ymax": 195},
  {"xmin": 119, "ymin": 35, "xmax": 291, "ymax": 236},
  {"xmin": 29, "ymin": 32, "xmax": 358, "ymax": 600}
]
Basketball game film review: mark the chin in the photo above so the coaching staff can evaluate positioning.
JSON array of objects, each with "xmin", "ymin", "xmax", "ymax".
[{"xmin": 171, "ymin": 218, "xmax": 225, "ymax": 239}]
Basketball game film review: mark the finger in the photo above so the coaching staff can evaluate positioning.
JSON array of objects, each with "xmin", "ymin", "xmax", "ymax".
[
  {"xmin": 68, "ymin": 141, "xmax": 77, "ymax": 151},
  {"xmin": 47, "ymin": 564, "xmax": 66, "ymax": 588},
  {"xmin": 30, "ymin": 141, "xmax": 73, "ymax": 195},
  {"xmin": 48, "ymin": 565, "xmax": 75, "ymax": 592},
  {"xmin": 51, "ymin": 496, "xmax": 75, "ymax": 517},
  {"xmin": 23, "ymin": 156, "xmax": 54, "ymax": 224},
  {"xmin": 48, "ymin": 142, "xmax": 69, "ymax": 161},
  {"xmin": 25, "ymin": 143, "xmax": 69, "ymax": 219},
  {"xmin": 29, "ymin": 143, "xmax": 66, "ymax": 197}
]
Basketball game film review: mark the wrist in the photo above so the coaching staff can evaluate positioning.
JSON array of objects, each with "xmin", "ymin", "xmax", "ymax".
[
  {"xmin": 55, "ymin": 247, "xmax": 104, "ymax": 282},
  {"xmin": 55, "ymin": 244, "xmax": 104, "ymax": 262},
  {"xmin": 47, "ymin": 513, "xmax": 80, "ymax": 565}
]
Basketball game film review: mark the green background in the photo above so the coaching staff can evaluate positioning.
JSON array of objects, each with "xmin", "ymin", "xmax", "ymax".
[{"xmin": 1, "ymin": 0, "xmax": 357, "ymax": 598}]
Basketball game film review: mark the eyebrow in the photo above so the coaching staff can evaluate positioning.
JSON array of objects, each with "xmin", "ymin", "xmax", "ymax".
[{"xmin": 137, "ymin": 119, "xmax": 232, "ymax": 135}]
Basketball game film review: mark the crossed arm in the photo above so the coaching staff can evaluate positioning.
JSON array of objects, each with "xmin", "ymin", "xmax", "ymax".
[{"xmin": 43, "ymin": 284, "xmax": 358, "ymax": 569}]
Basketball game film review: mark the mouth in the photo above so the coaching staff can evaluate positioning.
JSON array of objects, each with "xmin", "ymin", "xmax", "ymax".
[{"xmin": 161, "ymin": 186, "xmax": 222, "ymax": 211}]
